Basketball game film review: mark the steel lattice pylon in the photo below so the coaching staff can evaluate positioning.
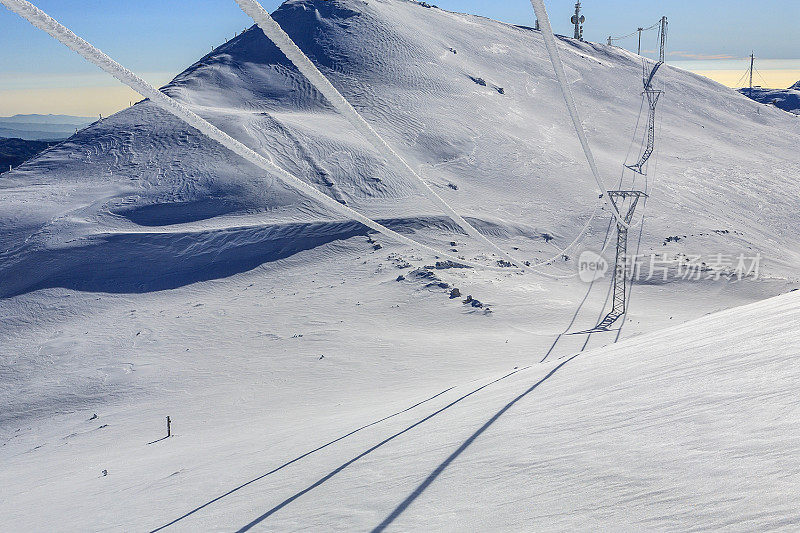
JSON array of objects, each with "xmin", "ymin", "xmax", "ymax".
[
  {"xmin": 627, "ymin": 15, "xmax": 666, "ymax": 177},
  {"xmin": 626, "ymin": 80, "xmax": 662, "ymax": 175},
  {"xmin": 595, "ymin": 191, "xmax": 648, "ymax": 331}
]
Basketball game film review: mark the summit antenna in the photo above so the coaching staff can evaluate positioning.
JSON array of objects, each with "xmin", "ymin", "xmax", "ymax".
[{"xmin": 571, "ymin": 1, "xmax": 585, "ymax": 41}]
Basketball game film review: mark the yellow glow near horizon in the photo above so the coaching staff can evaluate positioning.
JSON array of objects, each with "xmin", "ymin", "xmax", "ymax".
[
  {"xmin": 689, "ymin": 69, "xmax": 800, "ymax": 89},
  {"xmin": 0, "ymin": 86, "xmax": 148, "ymax": 117},
  {"xmin": 0, "ymin": 69, "xmax": 797, "ymax": 118}
]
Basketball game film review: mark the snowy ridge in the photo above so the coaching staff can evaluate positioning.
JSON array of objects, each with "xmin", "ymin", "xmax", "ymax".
[{"xmin": 1, "ymin": 0, "xmax": 515, "ymax": 279}]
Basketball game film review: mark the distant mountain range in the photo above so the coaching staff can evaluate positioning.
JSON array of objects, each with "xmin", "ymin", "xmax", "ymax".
[
  {"xmin": 739, "ymin": 81, "xmax": 800, "ymax": 115},
  {"xmin": 0, "ymin": 114, "xmax": 94, "ymax": 141}
]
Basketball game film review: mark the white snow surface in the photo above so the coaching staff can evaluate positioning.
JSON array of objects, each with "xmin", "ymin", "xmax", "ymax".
[{"xmin": 2, "ymin": 0, "xmax": 800, "ymax": 530}]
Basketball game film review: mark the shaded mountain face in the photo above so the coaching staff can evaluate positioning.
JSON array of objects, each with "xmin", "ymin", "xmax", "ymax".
[
  {"xmin": 0, "ymin": 137, "xmax": 58, "ymax": 170},
  {"xmin": 739, "ymin": 84, "xmax": 800, "ymax": 115},
  {"xmin": 1, "ymin": 0, "xmax": 800, "ymax": 297}
]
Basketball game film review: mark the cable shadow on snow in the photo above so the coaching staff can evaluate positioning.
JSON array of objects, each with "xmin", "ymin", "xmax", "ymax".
[
  {"xmin": 233, "ymin": 367, "xmax": 531, "ymax": 533},
  {"xmin": 542, "ymin": 218, "xmax": 615, "ymax": 363},
  {"xmin": 371, "ymin": 354, "xmax": 579, "ymax": 533},
  {"xmin": 150, "ymin": 386, "xmax": 454, "ymax": 532}
]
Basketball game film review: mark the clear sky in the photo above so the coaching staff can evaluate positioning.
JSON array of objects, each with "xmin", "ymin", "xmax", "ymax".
[{"xmin": 1, "ymin": 0, "xmax": 798, "ymax": 116}]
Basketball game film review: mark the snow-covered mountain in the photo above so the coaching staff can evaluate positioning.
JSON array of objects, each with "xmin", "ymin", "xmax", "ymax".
[
  {"xmin": 3, "ymin": 0, "xmax": 799, "ymax": 297},
  {"xmin": 1, "ymin": 0, "xmax": 799, "ymax": 530}
]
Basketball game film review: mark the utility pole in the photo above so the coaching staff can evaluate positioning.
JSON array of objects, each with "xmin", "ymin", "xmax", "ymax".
[
  {"xmin": 571, "ymin": 1, "xmax": 585, "ymax": 41},
  {"xmin": 659, "ymin": 16, "xmax": 668, "ymax": 63},
  {"xmin": 637, "ymin": 27, "xmax": 644, "ymax": 55},
  {"xmin": 749, "ymin": 52, "xmax": 755, "ymax": 96}
]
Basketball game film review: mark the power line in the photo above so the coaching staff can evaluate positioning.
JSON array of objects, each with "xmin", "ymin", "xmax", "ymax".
[
  {"xmin": 608, "ymin": 18, "xmax": 665, "ymax": 57},
  {"xmin": 609, "ymin": 20, "xmax": 660, "ymax": 42}
]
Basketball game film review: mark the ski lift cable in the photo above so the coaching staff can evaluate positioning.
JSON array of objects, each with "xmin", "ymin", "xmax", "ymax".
[
  {"xmin": 550, "ymin": 33, "xmax": 664, "ymax": 341},
  {"xmin": 622, "ymin": 74, "xmax": 664, "ymax": 233},
  {"xmin": 0, "ymin": 0, "xmax": 530, "ymax": 275},
  {"xmin": 529, "ymin": 0, "xmax": 629, "ymax": 230},
  {"xmin": 234, "ymin": 0, "xmax": 542, "ymax": 274}
]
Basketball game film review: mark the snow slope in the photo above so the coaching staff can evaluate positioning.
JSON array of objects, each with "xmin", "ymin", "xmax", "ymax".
[
  {"xmin": 1, "ymin": 0, "xmax": 800, "ymax": 530},
  {"xmin": 2, "ymin": 275, "xmax": 798, "ymax": 531}
]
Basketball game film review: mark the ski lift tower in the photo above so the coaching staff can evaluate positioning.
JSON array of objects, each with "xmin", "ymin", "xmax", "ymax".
[{"xmin": 571, "ymin": 1, "xmax": 585, "ymax": 41}]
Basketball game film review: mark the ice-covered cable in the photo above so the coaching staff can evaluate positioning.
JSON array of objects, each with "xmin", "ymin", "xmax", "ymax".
[
  {"xmin": 233, "ymin": 0, "xmax": 538, "ymax": 271},
  {"xmin": 0, "ymin": 0, "xmax": 521, "ymax": 274},
  {"xmin": 529, "ymin": 0, "xmax": 628, "ymax": 229}
]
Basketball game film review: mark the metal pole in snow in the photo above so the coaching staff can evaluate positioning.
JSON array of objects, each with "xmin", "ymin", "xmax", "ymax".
[{"xmin": 637, "ymin": 28, "xmax": 643, "ymax": 55}]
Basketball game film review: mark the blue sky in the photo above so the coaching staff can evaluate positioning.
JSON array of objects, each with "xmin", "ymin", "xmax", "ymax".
[{"xmin": 0, "ymin": 0, "xmax": 798, "ymax": 115}]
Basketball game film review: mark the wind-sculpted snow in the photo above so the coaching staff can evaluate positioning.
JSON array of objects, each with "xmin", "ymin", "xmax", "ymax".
[{"xmin": 235, "ymin": 0, "xmax": 539, "ymax": 270}]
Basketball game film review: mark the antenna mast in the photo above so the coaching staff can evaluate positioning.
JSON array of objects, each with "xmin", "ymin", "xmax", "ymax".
[
  {"xmin": 571, "ymin": 1, "xmax": 585, "ymax": 41},
  {"xmin": 749, "ymin": 52, "xmax": 755, "ymax": 96}
]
